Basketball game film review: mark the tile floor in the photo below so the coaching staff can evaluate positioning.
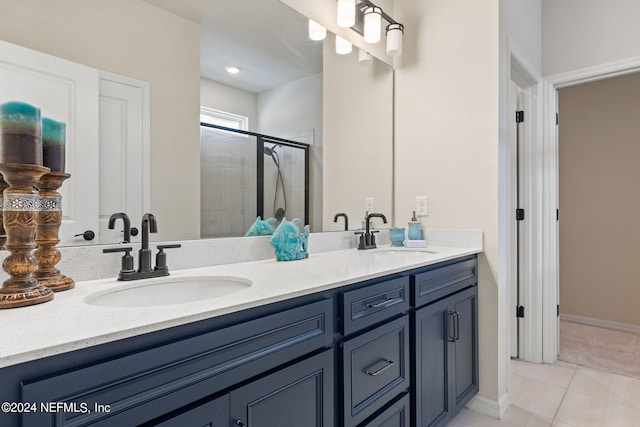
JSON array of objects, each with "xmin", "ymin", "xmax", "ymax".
[{"xmin": 448, "ymin": 359, "xmax": 640, "ymax": 426}]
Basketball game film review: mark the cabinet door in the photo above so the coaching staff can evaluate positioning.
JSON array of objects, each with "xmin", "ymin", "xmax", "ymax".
[
  {"xmin": 151, "ymin": 395, "xmax": 229, "ymax": 427},
  {"xmin": 413, "ymin": 298, "xmax": 452, "ymax": 427},
  {"xmin": 230, "ymin": 350, "xmax": 334, "ymax": 427},
  {"xmin": 450, "ymin": 286, "xmax": 479, "ymax": 413}
]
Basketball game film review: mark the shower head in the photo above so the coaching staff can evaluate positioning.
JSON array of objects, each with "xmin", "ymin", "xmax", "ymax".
[
  {"xmin": 263, "ymin": 146, "xmax": 273, "ymax": 156},
  {"xmin": 263, "ymin": 145, "xmax": 280, "ymax": 166}
]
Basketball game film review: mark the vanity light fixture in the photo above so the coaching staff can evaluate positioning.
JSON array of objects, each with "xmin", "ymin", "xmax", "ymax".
[
  {"xmin": 308, "ymin": 19, "xmax": 327, "ymax": 41},
  {"xmin": 363, "ymin": 6, "xmax": 382, "ymax": 44},
  {"xmin": 225, "ymin": 65, "xmax": 241, "ymax": 74},
  {"xmin": 386, "ymin": 23, "xmax": 404, "ymax": 57},
  {"xmin": 337, "ymin": 0, "xmax": 356, "ymax": 28},
  {"xmin": 335, "ymin": 35, "xmax": 352, "ymax": 55}
]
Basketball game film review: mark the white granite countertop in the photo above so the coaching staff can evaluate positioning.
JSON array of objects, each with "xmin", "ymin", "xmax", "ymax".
[{"xmin": 0, "ymin": 244, "xmax": 481, "ymax": 369}]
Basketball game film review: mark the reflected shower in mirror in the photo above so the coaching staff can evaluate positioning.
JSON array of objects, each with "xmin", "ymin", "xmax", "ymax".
[{"xmin": 200, "ymin": 123, "xmax": 309, "ymax": 238}]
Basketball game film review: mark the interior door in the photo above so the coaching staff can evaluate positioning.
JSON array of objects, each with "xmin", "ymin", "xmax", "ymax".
[
  {"xmin": 0, "ymin": 39, "xmax": 99, "ymax": 246},
  {"xmin": 98, "ymin": 73, "xmax": 149, "ymax": 244}
]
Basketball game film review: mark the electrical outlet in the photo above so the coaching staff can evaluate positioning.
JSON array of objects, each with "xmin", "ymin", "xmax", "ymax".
[
  {"xmin": 416, "ymin": 196, "xmax": 428, "ymax": 216},
  {"xmin": 365, "ymin": 197, "xmax": 375, "ymax": 213}
]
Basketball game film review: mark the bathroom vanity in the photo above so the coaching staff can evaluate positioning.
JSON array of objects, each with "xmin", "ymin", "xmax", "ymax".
[{"xmin": 0, "ymin": 245, "xmax": 479, "ymax": 427}]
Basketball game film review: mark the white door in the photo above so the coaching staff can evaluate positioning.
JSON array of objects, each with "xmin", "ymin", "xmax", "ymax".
[
  {"xmin": 98, "ymin": 73, "xmax": 150, "ymax": 244},
  {"xmin": 0, "ymin": 40, "xmax": 100, "ymax": 246}
]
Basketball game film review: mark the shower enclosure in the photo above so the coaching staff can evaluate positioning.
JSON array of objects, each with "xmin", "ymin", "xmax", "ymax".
[{"xmin": 200, "ymin": 123, "xmax": 310, "ymax": 238}]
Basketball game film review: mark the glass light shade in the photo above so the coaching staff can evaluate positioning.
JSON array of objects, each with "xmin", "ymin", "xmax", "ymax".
[
  {"xmin": 335, "ymin": 35, "xmax": 352, "ymax": 55},
  {"xmin": 363, "ymin": 7, "xmax": 382, "ymax": 44},
  {"xmin": 308, "ymin": 19, "xmax": 326, "ymax": 41},
  {"xmin": 386, "ymin": 23, "xmax": 404, "ymax": 57},
  {"xmin": 358, "ymin": 49, "xmax": 372, "ymax": 65},
  {"xmin": 337, "ymin": 0, "xmax": 355, "ymax": 28}
]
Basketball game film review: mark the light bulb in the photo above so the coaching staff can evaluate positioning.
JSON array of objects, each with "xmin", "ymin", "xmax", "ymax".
[
  {"xmin": 337, "ymin": 0, "xmax": 355, "ymax": 28},
  {"xmin": 335, "ymin": 35, "xmax": 352, "ymax": 55},
  {"xmin": 363, "ymin": 7, "xmax": 382, "ymax": 44},
  {"xmin": 308, "ymin": 19, "xmax": 326, "ymax": 41},
  {"xmin": 358, "ymin": 49, "xmax": 372, "ymax": 65}
]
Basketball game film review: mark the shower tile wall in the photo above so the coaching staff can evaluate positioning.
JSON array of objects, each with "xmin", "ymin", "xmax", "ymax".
[{"xmin": 201, "ymin": 127, "xmax": 257, "ymax": 237}]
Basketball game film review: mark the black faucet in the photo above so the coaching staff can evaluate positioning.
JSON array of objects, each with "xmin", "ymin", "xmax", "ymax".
[
  {"xmin": 102, "ymin": 213, "xmax": 181, "ymax": 281},
  {"xmin": 357, "ymin": 213, "xmax": 388, "ymax": 250},
  {"xmin": 108, "ymin": 212, "xmax": 131, "ymax": 243},
  {"xmin": 333, "ymin": 213, "xmax": 349, "ymax": 231}
]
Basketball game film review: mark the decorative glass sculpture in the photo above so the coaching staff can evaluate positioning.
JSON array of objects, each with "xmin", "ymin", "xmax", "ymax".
[
  {"xmin": 269, "ymin": 217, "xmax": 309, "ymax": 261},
  {"xmin": 244, "ymin": 216, "xmax": 277, "ymax": 236}
]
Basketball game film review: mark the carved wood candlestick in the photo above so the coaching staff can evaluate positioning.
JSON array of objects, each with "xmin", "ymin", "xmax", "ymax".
[
  {"xmin": 0, "ymin": 163, "xmax": 52, "ymax": 309},
  {"xmin": 34, "ymin": 171, "xmax": 73, "ymax": 292},
  {"xmin": 0, "ymin": 175, "xmax": 8, "ymax": 249}
]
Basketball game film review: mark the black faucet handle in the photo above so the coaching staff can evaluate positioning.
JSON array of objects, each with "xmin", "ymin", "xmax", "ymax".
[
  {"xmin": 103, "ymin": 246, "xmax": 135, "ymax": 276},
  {"xmin": 154, "ymin": 244, "xmax": 181, "ymax": 273}
]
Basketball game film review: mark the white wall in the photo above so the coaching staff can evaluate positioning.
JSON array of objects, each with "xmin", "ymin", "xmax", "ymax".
[
  {"xmin": 394, "ymin": 0, "xmax": 502, "ymax": 407},
  {"xmin": 200, "ymin": 78, "xmax": 258, "ymax": 131},
  {"xmin": 258, "ymin": 74, "xmax": 323, "ymax": 230},
  {"xmin": 0, "ymin": 0, "xmax": 201, "ymax": 241},
  {"xmin": 542, "ymin": 0, "xmax": 640, "ymax": 76},
  {"xmin": 500, "ymin": 0, "xmax": 542, "ymax": 72}
]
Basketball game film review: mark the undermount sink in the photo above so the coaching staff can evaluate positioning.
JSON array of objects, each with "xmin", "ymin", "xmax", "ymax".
[
  {"xmin": 374, "ymin": 248, "xmax": 438, "ymax": 255},
  {"xmin": 85, "ymin": 276, "xmax": 252, "ymax": 308}
]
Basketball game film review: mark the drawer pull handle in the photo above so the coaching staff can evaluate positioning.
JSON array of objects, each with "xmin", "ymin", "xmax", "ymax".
[
  {"xmin": 235, "ymin": 420, "xmax": 247, "ymax": 427},
  {"xmin": 367, "ymin": 296, "xmax": 395, "ymax": 309},
  {"xmin": 365, "ymin": 359, "xmax": 395, "ymax": 376}
]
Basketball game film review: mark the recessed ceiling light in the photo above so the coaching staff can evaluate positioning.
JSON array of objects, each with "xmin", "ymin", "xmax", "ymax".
[{"xmin": 226, "ymin": 66, "xmax": 241, "ymax": 74}]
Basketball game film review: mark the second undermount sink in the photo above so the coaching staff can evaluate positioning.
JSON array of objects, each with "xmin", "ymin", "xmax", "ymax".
[
  {"xmin": 374, "ymin": 247, "xmax": 438, "ymax": 255},
  {"xmin": 84, "ymin": 276, "xmax": 252, "ymax": 308}
]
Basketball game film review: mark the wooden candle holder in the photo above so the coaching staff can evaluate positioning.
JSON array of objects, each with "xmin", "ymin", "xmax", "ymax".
[
  {"xmin": 34, "ymin": 172, "xmax": 74, "ymax": 292},
  {"xmin": 0, "ymin": 163, "xmax": 52, "ymax": 309}
]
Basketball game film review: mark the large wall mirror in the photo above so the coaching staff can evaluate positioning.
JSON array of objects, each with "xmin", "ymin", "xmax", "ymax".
[{"xmin": 0, "ymin": 0, "xmax": 393, "ymax": 246}]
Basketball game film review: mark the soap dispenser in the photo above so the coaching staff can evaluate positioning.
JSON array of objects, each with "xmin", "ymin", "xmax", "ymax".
[{"xmin": 408, "ymin": 211, "xmax": 422, "ymax": 240}]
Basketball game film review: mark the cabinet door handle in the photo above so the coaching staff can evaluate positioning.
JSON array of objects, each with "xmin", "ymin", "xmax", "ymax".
[
  {"xmin": 447, "ymin": 311, "xmax": 456, "ymax": 342},
  {"xmin": 367, "ymin": 296, "xmax": 395, "ymax": 309},
  {"xmin": 454, "ymin": 311, "xmax": 461, "ymax": 341},
  {"xmin": 235, "ymin": 420, "xmax": 246, "ymax": 427},
  {"xmin": 365, "ymin": 359, "xmax": 394, "ymax": 376}
]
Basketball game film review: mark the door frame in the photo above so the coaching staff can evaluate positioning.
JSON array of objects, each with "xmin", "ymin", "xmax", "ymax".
[
  {"xmin": 541, "ymin": 55, "xmax": 640, "ymax": 363},
  {"xmin": 505, "ymin": 43, "xmax": 544, "ymax": 364}
]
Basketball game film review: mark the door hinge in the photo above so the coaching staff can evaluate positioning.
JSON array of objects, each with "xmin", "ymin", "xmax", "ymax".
[
  {"xmin": 556, "ymin": 112, "xmax": 559, "ymax": 125},
  {"xmin": 516, "ymin": 110, "xmax": 525, "ymax": 123},
  {"xmin": 516, "ymin": 305, "xmax": 525, "ymax": 318},
  {"xmin": 556, "ymin": 209, "xmax": 559, "ymax": 221},
  {"xmin": 557, "ymin": 304, "xmax": 560, "ymax": 317},
  {"xmin": 516, "ymin": 208, "xmax": 525, "ymax": 221}
]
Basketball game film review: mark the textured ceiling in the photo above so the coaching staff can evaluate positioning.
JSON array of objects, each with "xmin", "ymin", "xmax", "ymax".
[{"xmin": 142, "ymin": 0, "xmax": 323, "ymax": 94}]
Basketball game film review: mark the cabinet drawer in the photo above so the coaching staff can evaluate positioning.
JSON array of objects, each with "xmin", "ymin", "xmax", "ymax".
[
  {"xmin": 342, "ymin": 276, "xmax": 410, "ymax": 335},
  {"xmin": 22, "ymin": 299, "xmax": 333, "ymax": 427},
  {"xmin": 362, "ymin": 394, "xmax": 410, "ymax": 427},
  {"xmin": 412, "ymin": 257, "xmax": 477, "ymax": 308},
  {"xmin": 342, "ymin": 316, "xmax": 410, "ymax": 427}
]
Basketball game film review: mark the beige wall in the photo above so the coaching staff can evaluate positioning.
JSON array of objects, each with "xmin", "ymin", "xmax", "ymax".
[
  {"xmin": 323, "ymin": 36, "xmax": 394, "ymax": 231},
  {"xmin": 200, "ymin": 78, "xmax": 258, "ymax": 131},
  {"xmin": 0, "ymin": 0, "xmax": 201, "ymax": 241},
  {"xmin": 559, "ymin": 72, "xmax": 640, "ymax": 326},
  {"xmin": 394, "ymin": 0, "xmax": 501, "ymax": 402},
  {"xmin": 543, "ymin": 0, "xmax": 640, "ymax": 76}
]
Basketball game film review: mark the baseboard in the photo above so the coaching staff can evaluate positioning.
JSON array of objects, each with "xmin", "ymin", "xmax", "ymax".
[
  {"xmin": 560, "ymin": 314, "xmax": 640, "ymax": 335},
  {"xmin": 466, "ymin": 392, "xmax": 511, "ymax": 419}
]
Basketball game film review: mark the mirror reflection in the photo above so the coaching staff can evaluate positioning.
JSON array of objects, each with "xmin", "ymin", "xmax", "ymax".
[{"xmin": 0, "ymin": 0, "xmax": 393, "ymax": 246}]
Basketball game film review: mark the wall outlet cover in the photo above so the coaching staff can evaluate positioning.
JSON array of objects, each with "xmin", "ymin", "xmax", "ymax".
[{"xmin": 416, "ymin": 196, "xmax": 428, "ymax": 216}]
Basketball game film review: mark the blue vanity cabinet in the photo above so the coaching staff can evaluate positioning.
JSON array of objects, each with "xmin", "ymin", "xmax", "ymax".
[
  {"xmin": 150, "ymin": 395, "xmax": 229, "ymax": 426},
  {"xmin": 412, "ymin": 257, "xmax": 479, "ymax": 427},
  {"xmin": 340, "ymin": 276, "xmax": 411, "ymax": 427},
  {"xmin": 361, "ymin": 394, "xmax": 411, "ymax": 427},
  {"xmin": 229, "ymin": 349, "xmax": 334, "ymax": 427}
]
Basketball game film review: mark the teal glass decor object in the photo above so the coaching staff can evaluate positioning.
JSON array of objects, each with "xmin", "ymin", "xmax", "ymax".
[
  {"xmin": 244, "ymin": 216, "xmax": 277, "ymax": 236},
  {"xmin": 390, "ymin": 227, "xmax": 406, "ymax": 247},
  {"xmin": 42, "ymin": 117, "xmax": 66, "ymax": 172},
  {"xmin": 0, "ymin": 101, "xmax": 43, "ymax": 165},
  {"xmin": 269, "ymin": 217, "xmax": 310, "ymax": 261}
]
